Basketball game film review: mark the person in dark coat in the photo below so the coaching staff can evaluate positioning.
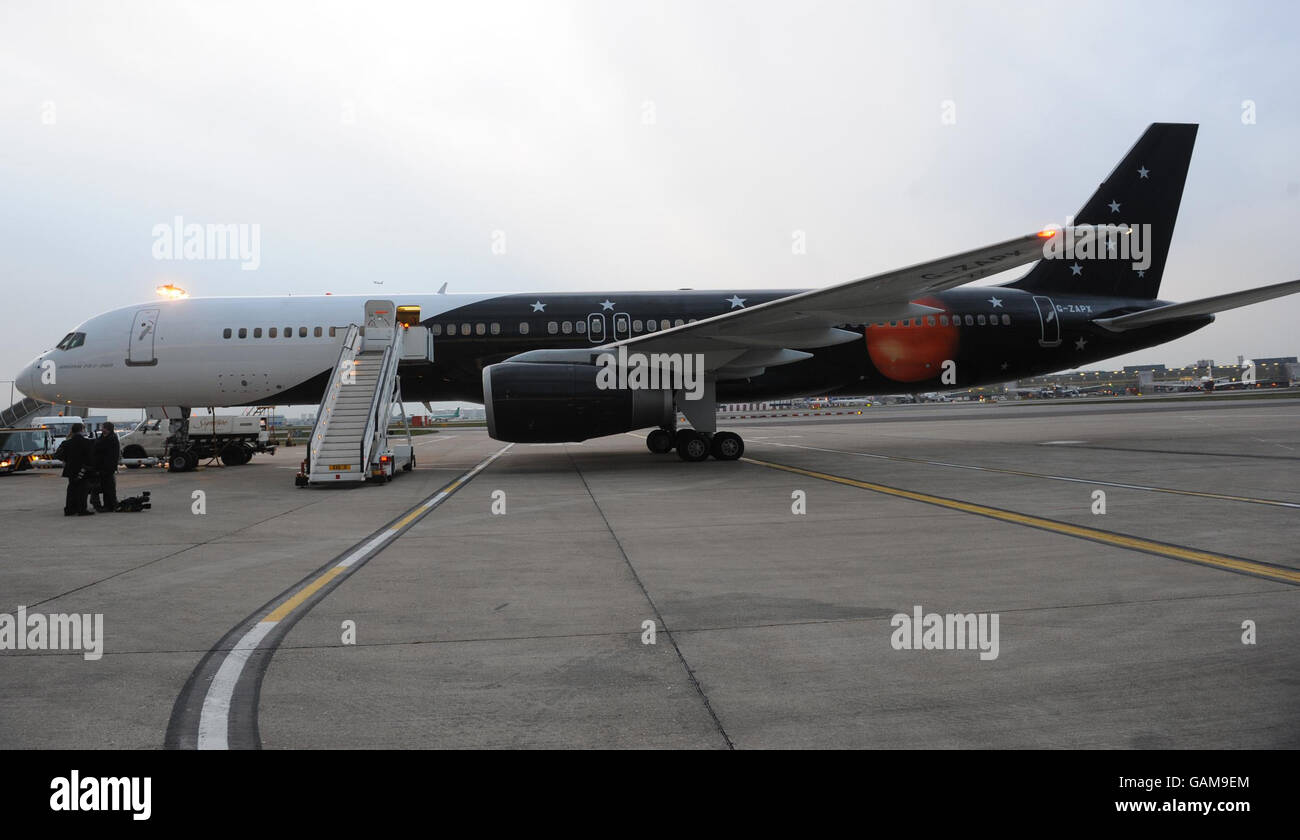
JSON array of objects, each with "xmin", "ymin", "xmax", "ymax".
[
  {"xmin": 54, "ymin": 423, "xmax": 96, "ymax": 516},
  {"xmin": 92, "ymin": 421, "xmax": 120, "ymax": 512}
]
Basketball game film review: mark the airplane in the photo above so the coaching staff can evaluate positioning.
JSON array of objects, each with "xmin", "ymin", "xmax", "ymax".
[{"xmin": 14, "ymin": 123, "xmax": 1300, "ymax": 463}]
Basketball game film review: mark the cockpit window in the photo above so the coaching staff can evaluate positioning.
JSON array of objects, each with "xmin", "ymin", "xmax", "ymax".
[{"xmin": 56, "ymin": 332, "xmax": 86, "ymax": 350}]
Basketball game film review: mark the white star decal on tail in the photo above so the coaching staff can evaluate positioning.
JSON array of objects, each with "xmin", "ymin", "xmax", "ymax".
[
  {"xmin": 1074, "ymin": 337, "xmax": 1088, "ymax": 351},
  {"xmin": 1108, "ymin": 200, "xmax": 1121, "ymax": 213},
  {"xmin": 531, "ymin": 301, "xmax": 546, "ymax": 312},
  {"xmin": 1137, "ymin": 166, "xmax": 1149, "ymax": 179},
  {"xmin": 726, "ymin": 295, "xmax": 746, "ymax": 309}
]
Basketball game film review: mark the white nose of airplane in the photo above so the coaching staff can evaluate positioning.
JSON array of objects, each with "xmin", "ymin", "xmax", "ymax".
[{"xmin": 15, "ymin": 357, "xmax": 43, "ymax": 400}]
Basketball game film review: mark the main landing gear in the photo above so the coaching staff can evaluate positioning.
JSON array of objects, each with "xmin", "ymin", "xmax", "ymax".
[
  {"xmin": 645, "ymin": 427, "xmax": 745, "ymax": 462},
  {"xmin": 644, "ymin": 379, "xmax": 744, "ymax": 462}
]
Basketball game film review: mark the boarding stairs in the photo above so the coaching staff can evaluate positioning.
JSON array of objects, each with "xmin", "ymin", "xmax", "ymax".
[
  {"xmin": 1, "ymin": 397, "xmax": 50, "ymax": 428},
  {"xmin": 303, "ymin": 300, "xmax": 417, "ymax": 485}
]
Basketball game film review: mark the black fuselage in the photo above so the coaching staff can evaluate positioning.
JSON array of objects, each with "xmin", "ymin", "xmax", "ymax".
[{"xmin": 375, "ymin": 286, "xmax": 1210, "ymax": 405}]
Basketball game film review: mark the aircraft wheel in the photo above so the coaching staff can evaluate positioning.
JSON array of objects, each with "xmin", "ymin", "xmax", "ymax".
[
  {"xmin": 710, "ymin": 431, "xmax": 744, "ymax": 461},
  {"xmin": 169, "ymin": 450, "xmax": 195, "ymax": 472},
  {"xmin": 220, "ymin": 444, "xmax": 246, "ymax": 466},
  {"xmin": 123, "ymin": 444, "xmax": 146, "ymax": 468},
  {"xmin": 646, "ymin": 429, "xmax": 673, "ymax": 454},
  {"xmin": 675, "ymin": 430, "xmax": 710, "ymax": 462}
]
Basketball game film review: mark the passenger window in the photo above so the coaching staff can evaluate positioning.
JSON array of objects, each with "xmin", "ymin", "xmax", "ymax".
[
  {"xmin": 977, "ymin": 314, "xmax": 987, "ymax": 325},
  {"xmin": 328, "ymin": 327, "xmax": 336, "ymax": 337},
  {"xmin": 490, "ymin": 323, "xmax": 500, "ymax": 335},
  {"xmin": 660, "ymin": 319, "xmax": 670, "ymax": 330},
  {"xmin": 940, "ymin": 315, "xmax": 949, "ymax": 326},
  {"xmin": 927, "ymin": 316, "xmax": 936, "ymax": 326},
  {"xmin": 238, "ymin": 328, "xmax": 248, "ymax": 339},
  {"xmin": 519, "ymin": 322, "xmax": 529, "ymax": 335},
  {"xmin": 314, "ymin": 327, "xmax": 323, "ymax": 338},
  {"xmin": 548, "ymin": 321, "xmax": 558, "ymax": 335},
  {"xmin": 254, "ymin": 327, "xmax": 263, "ymax": 338},
  {"xmin": 476, "ymin": 323, "xmax": 486, "ymax": 336},
  {"xmin": 285, "ymin": 326, "xmax": 292, "ymax": 338},
  {"xmin": 223, "ymin": 328, "xmax": 232, "ymax": 339},
  {"xmin": 575, "ymin": 320, "xmax": 586, "ymax": 334},
  {"xmin": 1001, "ymin": 314, "xmax": 1011, "ymax": 325},
  {"xmin": 298, "ymin": 327, "xmax": 307, "ymax": 337},
  {"xmin": 561, "ymin": 321, "xmax": 572, "ymax": 334},
  {"xmin": 964, "ymin": 315, "xmax": 973, "ymax": 326},
  {"xmin": 270, "ymin": 327, "xmax": 278, "ymax": 338},
  {"xmin": 646, "ymin": 321, "xmax": 657, "ymax": 332},
  {"xmin": 461, "ymin": 324, "xmax": 471, "ymax": 336},
  {"xmin": 674, "ymin": 319, "xmax": 685, "ymax": 327},
  {"xmin": 431, "ymin": 324, "xmax": 442, "ymax": 336},
  {"xmin": 633, "ymin": 319, "xmax": 643, "ymax": 332}
]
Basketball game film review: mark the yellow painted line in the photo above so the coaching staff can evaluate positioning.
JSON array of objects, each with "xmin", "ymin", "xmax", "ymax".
[
  {"xmin": 262, "ymin": 566, "xmax": 347, "ymax": 623},
  {"xmin": 743, "ymin": 457, "xmax": 1300, "ymax": 586},
  {"xmin": 766, "ymin": 442, "xmax": 1300, "ymax": 509},
  {"xmin": 390, "ymin": 506, "xmax": 427, "ymax": 531}
]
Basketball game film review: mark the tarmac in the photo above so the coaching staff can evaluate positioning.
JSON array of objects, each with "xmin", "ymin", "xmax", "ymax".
[{"xmin": 1, "ymin": 396, "xmax": 1296, "ymax": 748}]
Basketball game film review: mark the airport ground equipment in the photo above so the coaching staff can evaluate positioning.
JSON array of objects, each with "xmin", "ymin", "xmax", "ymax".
[
  {"xmin": 0, "ymin": 427, "xmax": 52, "ymax": 474},
  {"xmin": 117, "ymin": 415, "xmax": 275, "ymax": 471},
  {"xmin": 298, "ymin": 300, "xmax": 416, "ymax": 485}
]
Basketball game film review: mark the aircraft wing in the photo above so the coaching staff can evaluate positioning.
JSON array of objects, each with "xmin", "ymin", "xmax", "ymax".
[
  {"xmin": 508, "ymin": 230, "xmax": 1052, "ymax": 377},
  {"xmin": 1093, "ymin": 278, "xmax": 1300, "ymax": 332}
]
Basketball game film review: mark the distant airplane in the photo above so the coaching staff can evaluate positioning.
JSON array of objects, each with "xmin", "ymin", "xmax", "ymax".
[{"xmin": 16, "ymin": 123, "xmax": 1300, "ymax": 462}]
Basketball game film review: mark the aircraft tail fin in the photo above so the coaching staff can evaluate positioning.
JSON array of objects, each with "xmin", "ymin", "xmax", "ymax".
[{"xmin": 1009, "ymin": 122, "xmax": 1198, "ymax": 300}]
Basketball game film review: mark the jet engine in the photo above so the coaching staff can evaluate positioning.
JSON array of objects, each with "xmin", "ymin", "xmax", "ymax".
[{"xmin": 482, "ymin": 361, "xmax": 674, "ymax": 443}]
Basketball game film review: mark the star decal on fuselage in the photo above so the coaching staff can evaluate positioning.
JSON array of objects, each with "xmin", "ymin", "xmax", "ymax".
[
  {"xmin": 1070, "ymin": 263, "xmax": 1083, "ymax": 276},
  {"xmin": 599, "ymin": 299, "xmax": 615, "ymax": 311},
  {"xmin": 1075, "ymin": 337, "xmax": 1088, "ymax": 351},
  {"xmin": 531, "ymin": 301, "xmax": 546, "ymax": 312},
  {"xmin": 988, "ymin": 296, "xmax": 1003, "ymax": 308},
  {"xmin": 726, "ymin": 295, "xmax": 746, "ymax": 309}
]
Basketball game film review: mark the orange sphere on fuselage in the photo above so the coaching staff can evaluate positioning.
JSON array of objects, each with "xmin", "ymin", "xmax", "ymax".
[{"xmin": 865, "ymin": 298, "xmax": 960, "ymax": 383}]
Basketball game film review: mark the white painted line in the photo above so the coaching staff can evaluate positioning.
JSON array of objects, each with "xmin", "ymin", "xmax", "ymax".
[
  {"xmin": 197, "ymin": 620, "xmax": 276, "ymax": 750},
  {"xmin": 192, "ymin": 443, "xmax": 513, "ymax": 750}
]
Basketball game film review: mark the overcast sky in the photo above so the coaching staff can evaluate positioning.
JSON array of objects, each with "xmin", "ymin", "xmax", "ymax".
[{"xmin": 2, "ymin": 0, "xmax": 1297, "ymax": 409}]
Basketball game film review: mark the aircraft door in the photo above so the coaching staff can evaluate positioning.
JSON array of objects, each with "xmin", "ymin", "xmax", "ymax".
[
  {"xmin": 1032, "ymin": 296, "xmax": 1061, "ymax": 348},
  {"xmin": 127, "ymin": 308, "xmax": 160, "ymax": 366}
]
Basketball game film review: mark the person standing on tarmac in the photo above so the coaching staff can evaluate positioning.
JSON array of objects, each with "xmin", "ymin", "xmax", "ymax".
[
  {"xmin": 54, "ymin": 423, "xmax": 96, "ymax": 516},
  {"xmin": 93, "ymin": 421, "xmax": 120, "ymax": 512}
]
